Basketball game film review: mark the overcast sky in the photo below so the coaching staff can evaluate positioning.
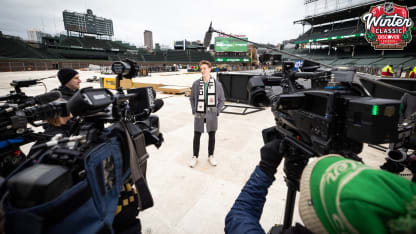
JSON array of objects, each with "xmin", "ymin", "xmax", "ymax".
[{"xmin": 0, "ymin": 0, "xmax": 306, "ymax": 47}]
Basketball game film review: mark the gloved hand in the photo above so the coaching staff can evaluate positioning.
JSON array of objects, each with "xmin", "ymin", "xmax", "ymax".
[{"xmin": 259, "ymin": 139, "xmax": 284, "ymax": 179}]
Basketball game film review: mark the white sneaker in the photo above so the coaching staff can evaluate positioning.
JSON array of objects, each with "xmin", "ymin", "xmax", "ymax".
[
  {"xmin": 189, "ymin": 156, "xmax": 198, "ymax": 168},
  {"xmin": 208, "ymin": 155, "xmax": 217, "ymax": 166}
]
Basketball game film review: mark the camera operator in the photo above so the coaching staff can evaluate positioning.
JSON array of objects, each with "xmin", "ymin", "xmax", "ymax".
[
  {"xmin": 55, "ymin": 68, "xmax": 81, "ymax": 100},
  {"xmin": 225, "ymin": 140, "xmax": 416, "ymax": 234},
  {"xmin": 43, "ymin": 68, "xmax": 81, "ymax": 136}
]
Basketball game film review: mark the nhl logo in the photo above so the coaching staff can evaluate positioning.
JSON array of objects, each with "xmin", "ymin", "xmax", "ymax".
[
  {"xmin": 384, "ymin": 2, "xmax": 394, "ymax": 14},
  {"xmin": 361, "ymin": 2, "xmax": 414, "ymax": 50}
]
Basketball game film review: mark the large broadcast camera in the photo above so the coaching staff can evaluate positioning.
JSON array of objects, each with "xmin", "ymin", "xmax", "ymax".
[
  {"xmin": 248, "ymin": 63, "xmax": 401, "ymax": 156},
  {"xmin": 0, "ymin": 79, "xmax": 69, "ymax": 177},
  {"xmin": 247, "ymin": 62, "xmax": 411, "ymax": 229},
  {"xmin": 1, "ymin": 61, "xmax": 164, "ymax": 234}
]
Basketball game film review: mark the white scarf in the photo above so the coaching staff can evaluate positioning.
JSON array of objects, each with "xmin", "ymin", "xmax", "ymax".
[{"xmin": 196, "ymin": 77, "xmax": 216, "ymax": 113}]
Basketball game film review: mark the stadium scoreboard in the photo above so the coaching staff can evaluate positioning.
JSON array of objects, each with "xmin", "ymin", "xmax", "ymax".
[
  {"xmin": 63, "ymin": 9, "xmax": 114, "ymax": 36},
  {"xmin": 215, "ymin": 37, "xmax": 248, "ymax": 52},
  {"xmin": 215, "ymin": 35, "xmax": 250, "ymax": 63}
]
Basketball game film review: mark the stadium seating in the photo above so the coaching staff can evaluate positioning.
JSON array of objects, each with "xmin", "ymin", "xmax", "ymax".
[
  {"xmin": 353, "ymin": 58, "xmax": 384, "ymax": 66},
  {"xmin": 166, "ymin": 51, "xmax": 189, "ymax": 62},
  {"xmin": 0, "ymin": 36, "xmax": 60, "ymax": 59},
  {"xmin": 0, "ymin": 34, "xmax": 217, "ymax": 63},
  {"xmin": 108, "ymin": 40, "xmax": 131, "ymax": 50},
  {"xmin": 296, "ymin": 20, "xmax": 362, "ymax": 42},
  {"xmin": 47, "ymin": 48, "xmax": 109, "ymax": 60},
  {"xmin": 59, "ymin": 36, "xmax": 82, "ymax": 48},
  {"xmin": 372, "ymin": 57, "xmax": 414, "ymax": 67},
  {"xmin": 143, "ymin": 52, "xmax": 166, "ymax": 62},
  {"xmin": 331, "ymin": 58, "xmax": 356, "ymax": 66},
  {"xmin": 353, "ymin": 46, "xmax": 380, "ymax": 58},
  {"xmin": 54, "ymin": 36, "xmax": 137, "ymax": 52},
  {"xmin": 189, "ymin": 51, "xmax": 214, "ymax": 62},
  {"xmin": 402, "ymin": 58, "xmax": 416, "ymax": 69},
  {"xmin": 316, "ymin": 59, "xmax": 337, "ymax": 65},
  {"xmin": 80, "ymin": 37, "xmax": 109, "ymax": 50},
  {"xmin": 115, "ymin": 54, "xmax": 144, "ymax": 62}
]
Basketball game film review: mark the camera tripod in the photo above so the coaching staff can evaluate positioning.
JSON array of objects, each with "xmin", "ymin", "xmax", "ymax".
[
  {"xmin": 277, "ymin": 132, "xmax": 363, "ymax": 230},
  {"xmin": 277, "ymin": 134, "xmax": 315, "ymax": 229}
]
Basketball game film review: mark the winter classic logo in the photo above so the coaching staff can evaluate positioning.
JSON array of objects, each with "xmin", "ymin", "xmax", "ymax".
[{"xmin": 361, "ymin": 2, "xmax": 414, "ymax": 50}]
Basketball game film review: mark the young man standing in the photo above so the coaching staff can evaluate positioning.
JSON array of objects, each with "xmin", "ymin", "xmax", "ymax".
[{"xmin": 189, "ymin": 60, "xmax": 225, "ymax": 168}]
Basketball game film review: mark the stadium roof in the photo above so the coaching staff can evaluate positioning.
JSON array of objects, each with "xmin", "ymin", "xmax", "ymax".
[
  {"xmin": 294, "ymin": 32, "xmax": 365, "ymax": 44},
  {"xmin": 294, "ymin": 0, "xmax": 416, "ymax": 26}
]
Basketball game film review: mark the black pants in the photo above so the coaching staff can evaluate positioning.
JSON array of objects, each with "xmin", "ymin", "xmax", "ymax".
[{"xmin": 193, "ymin": 131, "xmax": 215, "ymax": 157}]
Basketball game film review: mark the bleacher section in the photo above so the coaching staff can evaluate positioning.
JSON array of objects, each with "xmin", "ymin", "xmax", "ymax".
[
  {"xmin": 112, "ymin": 41, "xmax": 136, "ymax": 50},
  {"xmin": 353, "ymin": 58, "xmax": 384, "ymax": 66},
  {"xmin": 143, "ymin": 52, "xmax": 165, "ymax": 62},
  {"xmin": 166, "ymin": 51, "xmax": 189, "ymax": 62},
  {"xmin": 59, "ymin": 35, "xmax": 82, "ymax": 48},
  {"xmin": 0, "ymin": 34, "xmax": 215, "ymax": 63},
  {"xmin": 371, "ymin": 57, "xmax": 414, "ymax": 66},
  {"xmin": 281, "ymin": 48, "xmax": 416, "ymax": 71},
  {"xmin": 296, "ymin": 19, "xmax": 364, "ymax": 43},
  {"xmin": 47, "ymin": 48, "xmax": 109, "ymax": 60},
  {"xmin": 57, "ymin": 36, "xmax": 132, "ymax": 51},
  {"xmin": 80, "ymin": 37, "xmax": 108, "ymax": 50},
  {"xmin": 0, "ymin": 36, "xmax": 61, "ymax": 59},
  {"xmin": 189, "ymin": 51, "xmax": 213, "ymax": 62}
]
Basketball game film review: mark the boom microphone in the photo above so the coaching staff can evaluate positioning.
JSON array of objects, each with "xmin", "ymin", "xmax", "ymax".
[{"xmin": 34, "ymin": 91, "xmax": 62, "ymax": 105}]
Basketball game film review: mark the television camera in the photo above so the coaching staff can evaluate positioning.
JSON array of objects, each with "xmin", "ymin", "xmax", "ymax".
[
  {"xmin": 0, "ymin": 78, "xmax": 68, "ymax": 177},
  {"xmin": 246, "ymin": 62, "xmax": 406, "ymax": 228},
  {"xmin": 203, "ymin": 22, "xmax": 416, "ymax": 231},
  {"xmin": 1, "ymin": 61, "xmax": 164, "ymax": 234}
]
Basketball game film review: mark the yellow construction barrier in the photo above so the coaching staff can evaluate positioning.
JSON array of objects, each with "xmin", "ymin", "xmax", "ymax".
[{"xmin": 101, "ymin": 77, "xmax": 133, "ymax": 90}]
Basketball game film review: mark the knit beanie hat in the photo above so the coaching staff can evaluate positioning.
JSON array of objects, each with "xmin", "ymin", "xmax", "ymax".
[
  {"xmin": 57, "ymin": 68, "xmax": 78, "ymax": 86},
  {"xmin": 299, "ymin": 155, "xmax": 416, "ymax": 234}
]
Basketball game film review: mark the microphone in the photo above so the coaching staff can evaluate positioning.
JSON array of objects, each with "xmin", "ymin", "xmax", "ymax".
[
  {"xmin": 133, "ymin": 99, "xmax": 164, "ymax": 120},
  {"xmin": 34, "ymin": 91, "xmax": 62, "ymax": 105},
  {"xmin": 152, "ymin": 99, "xmax": 164, "ymax": 113},
  {"xmin": 203, "ymin": 22, "xmax": 213, "ymax": 48},
  {"xmin": 17, "ymin": 91, "xmax": 62, "ymax": 109},
  {"xmin": 10, "ymin": 79, "xmax": 39, "ymax": 88}
]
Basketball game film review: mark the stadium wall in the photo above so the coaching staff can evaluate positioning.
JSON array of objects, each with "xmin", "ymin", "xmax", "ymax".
[{"xmin": 0, "ymin": 58, "xmax": 113, "ymax": 72}]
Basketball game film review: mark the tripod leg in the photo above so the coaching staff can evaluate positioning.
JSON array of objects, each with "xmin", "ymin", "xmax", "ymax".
[
  {"xmin": 279, "ymin": 140, "xmax": 310, "ymax": 230},
  {"xmin": 282, "ymin": 179, "xmax": 297, "ymax": 229}
]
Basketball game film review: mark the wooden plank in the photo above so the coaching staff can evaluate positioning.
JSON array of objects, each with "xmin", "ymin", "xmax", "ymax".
[
  {"xmin": 156, "ymin": 86, "xmax": 190, "ymax": 95},
  {"xmin": 132, "ymin": 82, "xmax": 164, "ymax": 90}
]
